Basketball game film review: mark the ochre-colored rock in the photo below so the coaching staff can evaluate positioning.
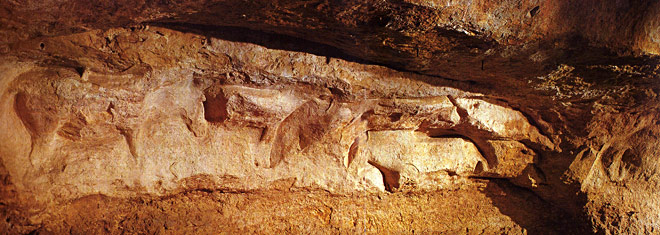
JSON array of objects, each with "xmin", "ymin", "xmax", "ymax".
[{"xmin": 1, "ymin": 1, "xmax": 659, "ymax": 234}]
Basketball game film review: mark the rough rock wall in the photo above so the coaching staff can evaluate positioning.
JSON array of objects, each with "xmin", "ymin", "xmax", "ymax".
[{"xmin": 0, "ymin": 0, "xmax": 659, "ymax": 234}]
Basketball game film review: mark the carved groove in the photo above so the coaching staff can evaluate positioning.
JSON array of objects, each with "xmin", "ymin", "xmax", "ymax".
[{"xmin": 368, "ymin": 160, "xmax": 400, "ymax": 193}]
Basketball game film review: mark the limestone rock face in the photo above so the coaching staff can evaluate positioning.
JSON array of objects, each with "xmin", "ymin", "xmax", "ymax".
[{"xmin": 0, "ymin": 1, "xmax": 659, "ymax": 234}]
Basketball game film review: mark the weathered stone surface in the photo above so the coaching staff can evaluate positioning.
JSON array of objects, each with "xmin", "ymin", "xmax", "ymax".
[{"xmin": 0, "ymin": 1, "xmax": 659, "ymax": 234}]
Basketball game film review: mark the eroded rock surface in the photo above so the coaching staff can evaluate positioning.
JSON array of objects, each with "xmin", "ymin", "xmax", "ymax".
[{"xmin": 1, "ymin": 1, "xmax": 659, "ymax": 234}]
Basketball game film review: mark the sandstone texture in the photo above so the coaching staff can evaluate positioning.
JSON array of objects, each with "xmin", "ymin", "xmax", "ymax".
[{"xmin": 1, "ymin": 0, "xmax": 659, "ymax": 234}]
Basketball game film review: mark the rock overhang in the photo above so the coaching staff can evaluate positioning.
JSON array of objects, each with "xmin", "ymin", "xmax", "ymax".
[{"xmin": 1, "ymin": 1, "xmax": 660, "ymax": 234}]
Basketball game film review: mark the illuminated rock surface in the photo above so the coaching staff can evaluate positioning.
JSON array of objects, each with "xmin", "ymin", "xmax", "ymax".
[{"xmin": 1, "ymin": 0, "xmax": 659, "ymax": 234}]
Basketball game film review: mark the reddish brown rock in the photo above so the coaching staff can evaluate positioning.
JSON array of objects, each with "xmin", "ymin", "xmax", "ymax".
[{"xmin": 0, "ymin": 1, "xmax": 659, "ymax": 234}]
